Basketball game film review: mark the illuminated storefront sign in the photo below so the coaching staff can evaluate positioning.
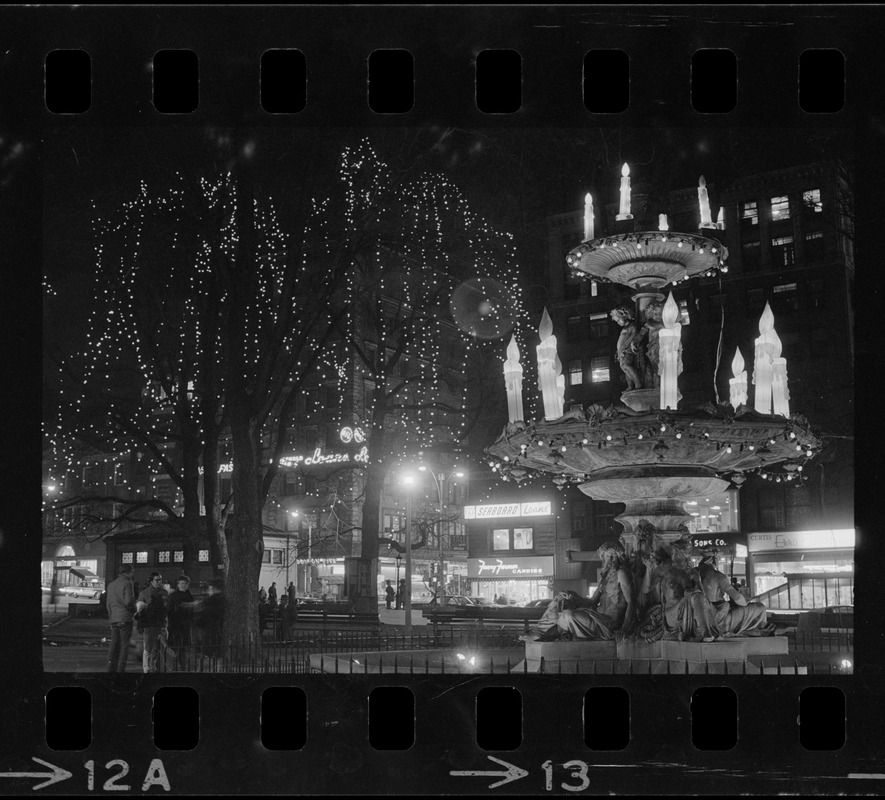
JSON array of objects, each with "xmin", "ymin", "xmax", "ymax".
[
  {"xmin": 464, "ymin": 501, "xmax": 551, "ymax": 520},
  {"xmin": 467, "ymin": 556, "xmax": 554, "ymax": 578},
  {"xmin": 747, "ymin": 529, "xmax": 855, "ymax": 553},
  {"xmin": 339, "ymin": 427, "xmax": 366, "ymax": 444},
  {"xmin": 199, "ymin": 446, "xmax": 368, "ymax": 474}
]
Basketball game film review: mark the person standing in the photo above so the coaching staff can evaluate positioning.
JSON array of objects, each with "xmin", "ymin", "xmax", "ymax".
[
  {"xmin": 287, "ymin": 581, "xmax": 297, "ymax": 604},
  {"xmin": 259, "ymin": 585, "xmax": 268, "ymax": 603},
  {"xmin": 167, "ymin": 575, "xmax": 194, "ymax": 671},
  {"xmin": 385, "ymin": 580, "xmax": 395, "ymax": 610},
  {"xmin": 136, "ymin": 572, "xmax": 169, "ymax": 673},
  {"xmin": 106, "ymin": 563, "xmax": 136, "ymax": 673},
  {"xmin": 193, "ymin": 580, "xmax": 225, "ymax": 658},
  {"xmin": 268, "ymin": 582, "xmax": 278, "ymax": 605}
]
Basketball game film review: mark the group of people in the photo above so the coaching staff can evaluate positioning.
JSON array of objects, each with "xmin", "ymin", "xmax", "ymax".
[
  {"xmin": 384, "ymin": 578, "xmax": 408, "ymax": 609},
  {"xmin": 106, "ymin": 563, "xmax": 225, "ymax": 673},
  {"xmin": 525, "ymin": 534, "xmax": 773, "ymax": 644},
  {"xmin": 258, "ymin": 580, "xmax": 298, "ymax": 607}
]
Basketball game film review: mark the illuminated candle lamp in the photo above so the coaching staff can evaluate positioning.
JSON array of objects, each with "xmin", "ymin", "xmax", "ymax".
[
  {"xmin": 616, "ymin": 163, "xmax": 632, "ymax": 220},
  {"xmin": 554, "ymin": 352, "xmax": 566, "ymax": 408},
  {"xmin": 658, "ymin": 213, "xmax": 669, "ymax": 232},
  {"xmin": 536, "ymin": 307, "xmax": 564, "ymax": 420},
  {"xmin": 503, "ymin": 334, "xmax": 525, "ymax": 423},
  {"xmin": 729, "ymin": 346, "xmax": 748, "ymax": 408},
  {"xmin": 658, "ymin": 292, "xmax": 682, "ymax": 410},
  {"xmin": 717, "ymin": 206, "xmax": 725, "ymax": 230},
  {"xmin": 698, "ymin": 175, "xmax": 713, "ymax": 227},
  {"xmin": 770, "ymin": 328, "xmax": 791, "ymax": 417},
  {"xmin": 753, "ymin": 302, "xmax": 778, "ymax": 414},
  {"xmin": 583, "ymin": 193, "xmax": 594, "ymax": 241}
]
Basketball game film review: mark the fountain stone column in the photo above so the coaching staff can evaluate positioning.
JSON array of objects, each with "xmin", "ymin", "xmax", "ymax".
[{"xmin": 578, "ymin": 465, "xmax": 730, "ymax": 554}]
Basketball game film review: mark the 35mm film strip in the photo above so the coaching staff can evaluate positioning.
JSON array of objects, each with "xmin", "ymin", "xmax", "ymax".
[{"xmin": 2, "ymin": 5, "xmax": 883, "ymax": 796}]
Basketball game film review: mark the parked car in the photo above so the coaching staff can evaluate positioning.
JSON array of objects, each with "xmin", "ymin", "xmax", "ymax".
[
  {"xmin": 467, "ymin": 596, "xmax": 491, "ymax": 606},
  {"xmin": 61, "ymin": 581, "xmax": 104, "ymax": 599},
  {"xmin": 429, "ymin": 595, "xmax": 477, "ymax": 607},
  {"xmin": 523, "ymin": 598, "xmax": 554, "ymax": 609}
]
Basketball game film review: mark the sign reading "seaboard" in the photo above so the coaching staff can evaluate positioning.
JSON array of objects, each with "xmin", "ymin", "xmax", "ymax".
[{"xmin": 464, "ymin": 502, "xmax": 552, "ymax": 520}]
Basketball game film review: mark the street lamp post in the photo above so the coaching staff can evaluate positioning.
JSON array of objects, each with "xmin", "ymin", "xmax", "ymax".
[
  {"xmin": 291, "ymin": 510, "xmax": 315, "ymax": 595},
  {"xmin": 404, "ymin": 482, "xmax": 414, "ymax": 636},
  {"xmin": 418, "ymin": 465, "xmax": 465, "ymax": 603}
]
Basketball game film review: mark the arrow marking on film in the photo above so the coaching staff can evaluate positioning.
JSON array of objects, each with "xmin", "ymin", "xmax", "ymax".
[
  {"xmin": 450, "ymin": 755, "xmax": 529, "ymax": 788},
  {"xmin": 0, "ymin": 758, "xmax": 73, "ymax": 790}
]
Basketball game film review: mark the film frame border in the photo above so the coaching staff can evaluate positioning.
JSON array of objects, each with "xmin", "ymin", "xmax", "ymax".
[{"xmin": 3, "ymin": 4, "xmax": 884, "ymax": 795}]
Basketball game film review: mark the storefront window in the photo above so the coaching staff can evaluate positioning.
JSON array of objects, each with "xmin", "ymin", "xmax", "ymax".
[
  {"xmin": 683, "ymin": 489, "xmax": 739, "ymax": 533},
  {"xmin": 492, "ymin": 529, "xmax": 509, "ymax": 550},
  {"xmin": 513, "ymin": 528, "xmax": 533, "ymax": 549}
]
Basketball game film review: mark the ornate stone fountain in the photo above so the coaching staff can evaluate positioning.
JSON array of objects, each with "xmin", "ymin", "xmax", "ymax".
[{"xmin": 485, "ymin": 171, "xmax": 820, "ymax": 671}]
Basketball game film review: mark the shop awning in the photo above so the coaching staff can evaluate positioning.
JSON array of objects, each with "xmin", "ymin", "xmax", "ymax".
[{"xmin": 70, "ymin": 567, "xmax": 100, "ymax": 581}]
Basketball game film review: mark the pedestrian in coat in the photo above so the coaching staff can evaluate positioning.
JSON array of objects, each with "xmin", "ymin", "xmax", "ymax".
[{"xmin": 106, "ymin": 563, "xmax": 136, "ymax": 672}]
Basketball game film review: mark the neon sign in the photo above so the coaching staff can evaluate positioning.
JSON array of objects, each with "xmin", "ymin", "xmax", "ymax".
[
  {"xmin": 199, "ymin": 446, "xmax": 369, "ymax": 474},
  {"xmin": 339, "ymin": 427, "xmax": 367, "ymax": 444}
]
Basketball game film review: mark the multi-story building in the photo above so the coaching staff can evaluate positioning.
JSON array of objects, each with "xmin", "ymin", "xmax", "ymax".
[{"xmin": 538, "ymin": 161, "xmax": 854, "ymax": 607}]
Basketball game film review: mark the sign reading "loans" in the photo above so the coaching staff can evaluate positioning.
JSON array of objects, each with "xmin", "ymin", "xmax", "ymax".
[{"xmin": 464, "ymin": 502, "xmax": 552, "ymax": 520}]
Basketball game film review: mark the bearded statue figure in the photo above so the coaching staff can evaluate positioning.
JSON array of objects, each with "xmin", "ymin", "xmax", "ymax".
[{"xmin": 523, "ymin": 542, "xmax": 636, "ymax": 642}]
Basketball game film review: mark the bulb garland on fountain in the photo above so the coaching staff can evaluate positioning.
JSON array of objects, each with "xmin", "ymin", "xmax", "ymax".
[{"xmin": 486, "ymin": 163, "xmax": 820, "ymax": 554}]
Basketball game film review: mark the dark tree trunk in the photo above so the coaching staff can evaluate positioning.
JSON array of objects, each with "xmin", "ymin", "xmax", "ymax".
[{"xmin": 223, "ymin": 394, "xmax": 264, "ymax": 651}]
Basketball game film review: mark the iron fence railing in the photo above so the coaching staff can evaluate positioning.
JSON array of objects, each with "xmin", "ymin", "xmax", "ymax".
[{"xmin": 139, "ymin": 627, "xmax": 855, "ymax": 675}]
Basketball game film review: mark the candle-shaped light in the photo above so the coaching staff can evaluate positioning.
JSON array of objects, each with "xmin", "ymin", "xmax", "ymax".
[
  {"xmin": 658, "ymin": 292, "xmax": 682, "ymax": 410},
  {"xmin": 616, "ymin": 163, "xmax": 632, "ymax": 220},
  {"xmin": 770, "ymin": 327, "xmax": 791, "ymax": 417},
  {"xmin": 658, "ymin": 213, "xmax": 669, "ymax": 232},
  {"xmin": 753, "ymin": 302, "xmax": 777, "ymax": 414},
  {"xmin": 554, "ymin": 352, "xmax": 566, "ymax": 408},
  {"xmin": 503, "ymin": 334, "xmax": 525, "ymax": 423},
  {"xmin": 729, "ymin": 346, "xmax": 748, "ymax": 408},
  {"xmin": 717, "ymin": 206, "xmax": 725, "ymax": 230},
  {"xmin": 536, "ymin": 307, "xmax": 564, "ymax": 420},
  {"xmin": 583, "ymin": 193, "xmax": 594, "ymax": 240},
  {"xmin": 698, "ymin": 175, "xmax": 713, "ymax": 227}
]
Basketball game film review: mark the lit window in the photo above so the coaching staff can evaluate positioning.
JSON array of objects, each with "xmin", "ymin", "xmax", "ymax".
[
  {"xmin": 198, "ymin": 550, "xmax": 209, "ymax": 562},
  {"xmin": 492, "ymin": 529, "xmax": 510, "ymax": 550},
  {"xmin": 590, "ymin": 356, "xmax": 610, "ymax": 383},
  {"xmin": 771, "ymin": 235, "xmax": 795, "ymax": 267},
  {"xmin": 773, "ymin": 282, "xmax": 800, "ymax": 311},
  {"xmin": 770, "ymin": 196, "xmax": 790, "ymax": 220},
  {"xmin": 513, "ymin": 528, "xmax": 533, "ymax": 550},
  {"xmin": 173, "ymin": 550, "xmax": 184, "ymax": 563},
  {"xmin": 589, "ymin": 312, "xmax": 609, "ymax": 338},
  {"xmin": 158, "ymin": 551, "xmax": 170, "ymax": 563},
  {"xmin": 569, "ymin": 359, "xmax": 583, "ymax": 386},
  {"xmin": 802, "ymin": 189, "xmax": 822, "ymax": 213},
  {"xmin": 678, "ymin": 299, "xmax": 690, "ymax": 325},
  {"xmin": 136, "ymin": 551, "xmax": 148, "ymax": 564},
  {"xmin": 121, "ymin": 552, "xmax": 133, "ymax": 564},
  {"xmin": 741, "ymin": 201, "xmax": 758, "ymax": 226}
]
